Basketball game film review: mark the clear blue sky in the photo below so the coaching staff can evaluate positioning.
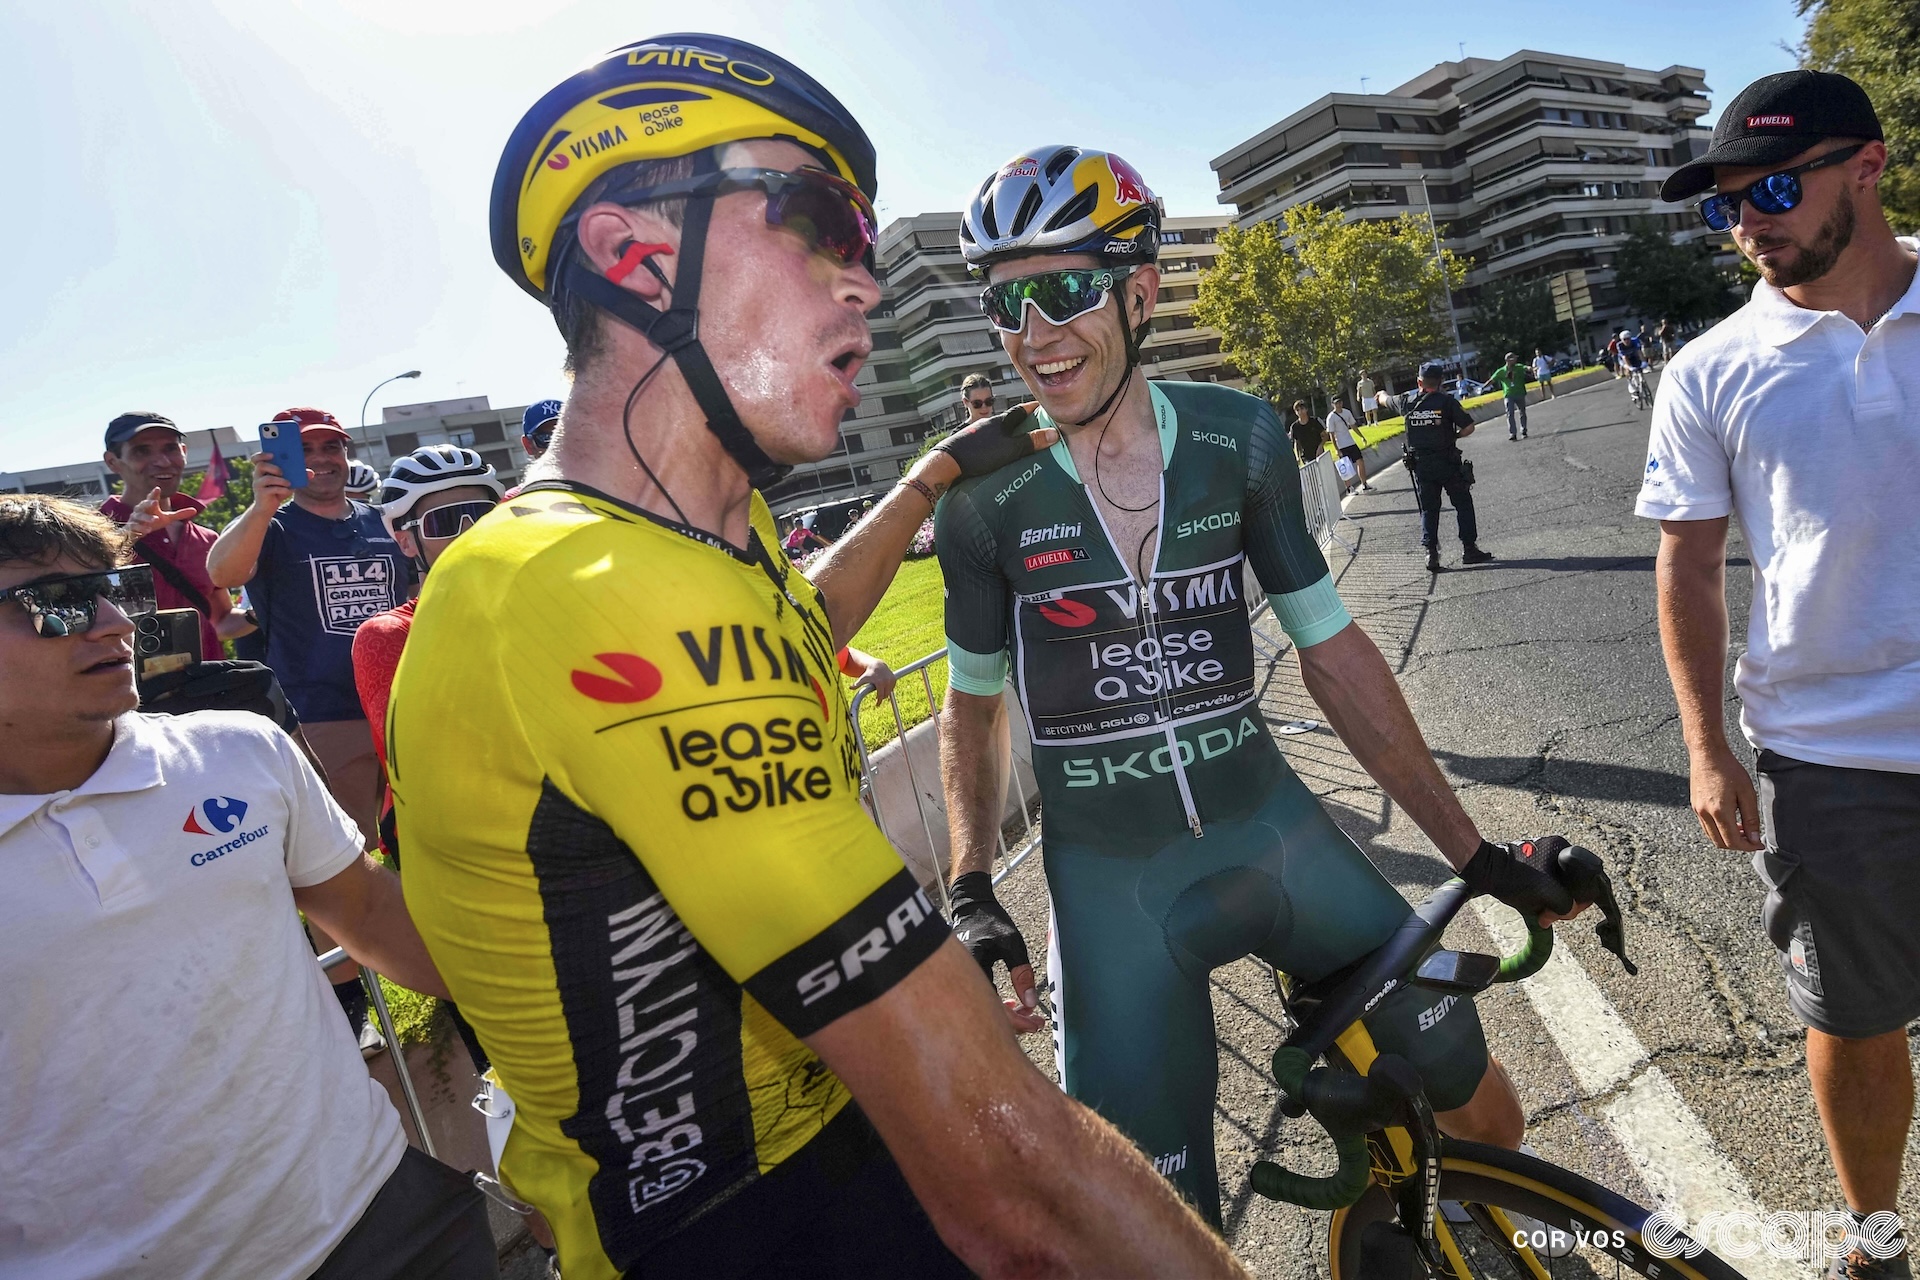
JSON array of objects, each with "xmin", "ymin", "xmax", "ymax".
[{"xmin": 1, "ymin": 0, "xmax": 1802, "ymax": 473}]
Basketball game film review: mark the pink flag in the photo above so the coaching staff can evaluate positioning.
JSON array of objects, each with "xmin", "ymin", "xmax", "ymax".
[{"xmin": 195, "ymin": 441, "xmax": 229, "ymax": 502}]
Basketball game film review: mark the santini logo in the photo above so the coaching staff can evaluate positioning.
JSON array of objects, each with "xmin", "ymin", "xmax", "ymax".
[
  {"xmin": 183, "ymin": 796, "xmax": 249, "ymax": 835},
  {"xmin": 1019, "ymin": 522, "xmax": 1082, "ymax": 548}
]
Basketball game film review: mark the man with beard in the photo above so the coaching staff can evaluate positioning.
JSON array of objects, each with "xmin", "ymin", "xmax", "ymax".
[{"xmin": 1639, "ymin": 70, "xmax": 1919, "ymax": 1280}]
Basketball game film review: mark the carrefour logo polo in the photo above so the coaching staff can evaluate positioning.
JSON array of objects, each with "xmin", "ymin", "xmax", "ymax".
[
  {"xmin": 184, "ymin": 796, "xmax": 269, "ymax": 868},
  {"xmin": 184, "ymin": 796, "xmax": 248, "ymax": 835}
]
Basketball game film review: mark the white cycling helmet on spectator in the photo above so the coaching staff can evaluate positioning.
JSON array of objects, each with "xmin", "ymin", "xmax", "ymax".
[
  {"xmin": 375, "ymin": 445, "xmax": 503, "ymax": 541},
  {"xmin": 344, "ymin": 461, "xmax": 382, "ymax": 500}
]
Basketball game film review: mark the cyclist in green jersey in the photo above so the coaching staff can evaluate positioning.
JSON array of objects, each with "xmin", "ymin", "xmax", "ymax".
[{"xmin": 936, "ymin": 145, "xmax": 1580, "ymax": 1225}]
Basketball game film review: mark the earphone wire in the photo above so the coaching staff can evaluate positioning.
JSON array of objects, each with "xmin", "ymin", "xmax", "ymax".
[{"xmin": 621, "ymin": 349, "xmax": 685, "ymax": 526}]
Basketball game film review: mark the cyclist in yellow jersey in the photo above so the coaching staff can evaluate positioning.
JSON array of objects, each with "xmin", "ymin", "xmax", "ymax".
[{"xmin": 388, "ymin": 34, "xmax": 1245, "ymax": 1280}]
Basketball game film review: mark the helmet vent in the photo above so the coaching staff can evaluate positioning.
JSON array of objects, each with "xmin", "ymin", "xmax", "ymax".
[
  {"xmin": 980, "ymin": 194, "xmax": 1000, "ymax": 241},
  {"xmin": 1044, "ymin": 148, "xmax": 1080, "ymax": 182},
  {"xmin": 1010, "ymin": 185, "xmax": 1045, "ymax": 237},
  {"xmin": 1044, "ymin": 185, "xmax": 1099, "ymax": 232}
]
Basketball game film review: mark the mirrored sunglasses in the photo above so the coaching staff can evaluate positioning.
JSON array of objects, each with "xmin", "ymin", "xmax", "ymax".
[
  {"xmin": 1697, "ymin": 143, "xmax": 1866, "ymax": 232},
  {"xmin": 0, "ymin": 565, "xmax": 156, "ymax": 637},
  {"xmin": 980, "ymin": 268, "xmax": 1123, "ymax": 335},
  {"xmin": 403, "ymin": 500, "xmax": 498, "ymax": 540}
]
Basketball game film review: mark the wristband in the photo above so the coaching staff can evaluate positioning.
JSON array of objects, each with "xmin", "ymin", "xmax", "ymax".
[{"xmin": 901, "ymin": 476, "xmax": 938, "ymax": 510}]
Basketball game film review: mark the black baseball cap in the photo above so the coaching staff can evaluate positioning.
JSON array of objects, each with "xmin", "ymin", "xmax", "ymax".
[
  {"xmin": 1662, "ymin": 70, "xmax": 1882, "ymax": 203},
  {"xmin": 104, "ymin": 411, "xmax": 183, "ymax": 451}
]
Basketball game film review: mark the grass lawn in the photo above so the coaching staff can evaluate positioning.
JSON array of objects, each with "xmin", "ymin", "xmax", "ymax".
[
  {"xmin": 848, "ymin": 555, "xmax": 949, "ymax": 751},
  {"xmin": 1340, "ymin": 365, "xmax": 1606, "ymax": 453}
]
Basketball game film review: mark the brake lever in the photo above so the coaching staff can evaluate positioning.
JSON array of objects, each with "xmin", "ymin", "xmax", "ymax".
[{"xmin": 1556, "ymin": 844, "xmax": 1639, "ymax": 976}]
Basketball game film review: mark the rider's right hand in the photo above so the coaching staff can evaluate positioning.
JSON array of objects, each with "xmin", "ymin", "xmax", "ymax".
[
  {"xmin": 249, "ymin": 452, "xmax": 296, "ymax": 513},
  {"xmin": 1459, "ymin": 837, "xmax": 1578, "ymax": 925},
  {"xmin": 948, "ymin": 871, "xmax": 1045, "ymax": 1034},
  {"xmin": 931, "ymin": 404, "xmax": 1057, "ymax": 479}
]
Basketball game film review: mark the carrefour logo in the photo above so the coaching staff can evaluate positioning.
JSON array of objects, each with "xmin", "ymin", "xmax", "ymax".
[{"xmin": 184, "ymin": 796, "xmax": 248, "ymax": 835}]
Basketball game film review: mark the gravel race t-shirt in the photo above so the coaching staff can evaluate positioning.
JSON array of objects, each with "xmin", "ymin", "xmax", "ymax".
[{"xmin": 248, "ymin": 501, "xmax": 414, "ymax": 723}]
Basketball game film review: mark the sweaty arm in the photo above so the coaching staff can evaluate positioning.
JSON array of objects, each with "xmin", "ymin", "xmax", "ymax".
[
  {"xmin": 1657, "ymin": 517, "xmax": 1762, "ymax": 850},
  {"xmin": 808, "ymin": 409, "xmax": 1058, "ymax": 648},
  {"xmin": 807, "ymin": 939, "xmax": 1247, "ymax": 1279}
]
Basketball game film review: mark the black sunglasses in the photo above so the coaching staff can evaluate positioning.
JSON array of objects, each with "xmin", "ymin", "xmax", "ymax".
[
  {"xmin": 401, "ymin": 500, "xmax": 498, "ymax": 541},
  {"xmin": 967, "ymin": 397, "xmax": 994, "ymax": 409},
  {"xmin": 0, "ymin": 565, "xmax": 156, "ymax": 637},
  {"xmin": 600, "ymin": 167, "xmax": 876, "ymax": 268},
  {"xmin": 1697, "ymin": 143, "xmax": 1866, "ymax": 231}
]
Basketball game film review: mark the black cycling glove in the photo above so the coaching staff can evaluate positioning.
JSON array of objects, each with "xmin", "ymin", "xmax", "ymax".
[
  {"xmin": 948, "ymin": 871, "xmax": 1032, "ymax": 979},
  {"xmin": 933, "ymin": 405, "xmax": 1047, "ymax": 479},
  {"xmin": 1460, "ymin": 836, "xmax": 1577, "ymax": 919}
]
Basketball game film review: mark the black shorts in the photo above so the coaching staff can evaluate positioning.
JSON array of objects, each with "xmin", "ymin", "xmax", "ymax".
[
  {"xmin": 1338, "ymin": 444, "xmax": 1364, "ymax": 463},
  {"xmin": 1753, "ymin": 750, "xmax": 1920, "ymax": 1038},
  {"xmin": 311, "ymin": 1146, "xmax": 497, "ymax": 1280},
  {"xmin": 639, "ymin": 1105, "xmax": 970, "ymax": 1279}
]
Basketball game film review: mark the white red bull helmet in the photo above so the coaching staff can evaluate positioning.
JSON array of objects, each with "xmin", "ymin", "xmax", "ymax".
[{"xmin": 960, "ymin": 145, "xmax": 1160, "ymax": 275}]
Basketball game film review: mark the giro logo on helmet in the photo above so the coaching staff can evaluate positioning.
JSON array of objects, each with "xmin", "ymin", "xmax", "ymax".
[{"xmin": 625, "ymin": 42, "xmax": 776, "ymax": 87}]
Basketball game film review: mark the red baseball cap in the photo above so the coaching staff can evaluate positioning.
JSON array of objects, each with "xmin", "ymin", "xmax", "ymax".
[{"xmin": 273, "ymin": 407, "xmax": 351, "ymax": 441}]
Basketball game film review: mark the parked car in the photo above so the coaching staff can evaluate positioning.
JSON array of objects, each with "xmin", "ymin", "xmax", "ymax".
[
  {"xmin": 1444, "ymin": 378, "xmax": 1487, "ymax": 399},
  {"xmin": 1550, "ymin": 355, "xmax": 1578, "ymax": 374}
]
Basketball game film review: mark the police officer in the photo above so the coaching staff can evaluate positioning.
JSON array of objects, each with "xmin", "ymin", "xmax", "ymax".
[{"xmin": 1404, "ymin": 361, "xmax": 1495, "ymax": 573}]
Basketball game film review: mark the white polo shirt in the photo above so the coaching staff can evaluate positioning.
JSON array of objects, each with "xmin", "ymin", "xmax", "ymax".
[
  {"xmin": 1635, "ymin": 238, "xmax": 1920, "ymax": 773},
  {"xmin": 0, "ymin": 712, "xmax": 405, "ymax": 1279}
]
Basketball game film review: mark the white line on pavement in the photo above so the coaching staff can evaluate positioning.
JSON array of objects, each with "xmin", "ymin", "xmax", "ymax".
[{"xmin": 1473, "ymin": 900, "xmax": 1799, "ymax": 1280}]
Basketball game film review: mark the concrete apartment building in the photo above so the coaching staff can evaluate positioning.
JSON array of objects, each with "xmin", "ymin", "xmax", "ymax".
[
  {"xmin": 1211, "ymin": 50, "xmax": 1720, "ymax": 360},
  {"xmin": 12, "ymin": 212, "xmax": 1237, "ymax": 515}
]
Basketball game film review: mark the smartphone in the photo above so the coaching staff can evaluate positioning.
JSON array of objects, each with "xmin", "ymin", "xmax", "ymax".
[
  {"xmin": 134, "ymin": 608, "xmax": 204, "ymax": 695},
  {"xmin": 258, "ymin": 421, "xmax": 309, "ymax": 489}
]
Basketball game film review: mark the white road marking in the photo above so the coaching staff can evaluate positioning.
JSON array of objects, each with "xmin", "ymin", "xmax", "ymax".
[{"xmin": 1474, "ymin": 901, "xmax": 1799, "ymax": 1280}]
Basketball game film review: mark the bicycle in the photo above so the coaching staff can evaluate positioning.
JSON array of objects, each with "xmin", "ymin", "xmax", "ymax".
[
  {"xmin": 1626, "ymin": 367, "xmax": 1654, "ymax": 411},
  {"xmin": 1251, "ymin": 841, "xmax": 1743, "ymax": 1278}
]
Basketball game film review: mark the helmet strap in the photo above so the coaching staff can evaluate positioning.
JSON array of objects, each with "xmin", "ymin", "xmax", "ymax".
[{"xmin": 558, "ymin": 153, "xmax": 793, "ymax": 491}]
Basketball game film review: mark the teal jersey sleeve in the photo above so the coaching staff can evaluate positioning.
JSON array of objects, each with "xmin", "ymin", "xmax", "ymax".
[
  {"xmin": 1243, "ymin": 397, "xmax": 1352, "ymax": 647},
  {"xmin": 934, "ymin": 485, "xmax": 1012, "ymax": 695}
]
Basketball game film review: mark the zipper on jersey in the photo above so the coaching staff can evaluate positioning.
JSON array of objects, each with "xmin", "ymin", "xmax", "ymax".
[{"xmin": 1078, "ymin": 471, "xmax": 1205, "ymax": 838}]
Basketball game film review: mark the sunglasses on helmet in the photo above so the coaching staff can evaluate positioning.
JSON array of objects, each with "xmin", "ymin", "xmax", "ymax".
[
  {"xmin": 979, "ymin": 268, "xmax": 1128, "ymax": 335},
  {"xmin": 401, "ymin": 500, "xmax": 498, "ymax": 541},
  {"xmin": 602, "ymin": 167, "xmax": 876, "ymax": 268},
  {"xmin": 1696, "ymin": 143, "xmax": 1865, "ymax": 232},
  {"xmin": 0, "ymin": 565, "xmax": 156, "ymax": 637}
]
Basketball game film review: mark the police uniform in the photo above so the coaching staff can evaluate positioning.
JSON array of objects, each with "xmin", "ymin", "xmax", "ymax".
[{"xmin": 1402, "ymin": 386, "xmax": 1485, "ymax": 567}]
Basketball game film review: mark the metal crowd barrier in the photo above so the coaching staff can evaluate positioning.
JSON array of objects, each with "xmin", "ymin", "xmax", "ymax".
[
  {"xmin": 317, "ymin": 947, "xmax": 435, "ymax": 1158},
  {"xmin": 848, "ymin": 652, "xmax": 1042, "ymax": 913},
  {"xmin": 1247, "ymin": 451, "xmax": 1352, "ymax": 663}
]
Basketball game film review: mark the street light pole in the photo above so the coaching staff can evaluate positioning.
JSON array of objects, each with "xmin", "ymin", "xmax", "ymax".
[
  {"xmin": 1419, "ymin": 176, "xmax": 1467, "ymax": 379},
  {"xmin": 359, "ymin": 370, "xmax": 423, "ymax": 452}
]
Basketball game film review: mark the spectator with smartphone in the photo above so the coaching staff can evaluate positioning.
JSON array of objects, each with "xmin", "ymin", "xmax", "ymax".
[
  {"xmin": 207, "ymin": 406, "xmax": 416, "ymax": 1053},
  {"xmin": 0, "ymin": 494, "xmax": 496, "ymax": 1280},
  {"xmin": 97, "ymin": 412, "xmax": 243, "ymax": 662}
]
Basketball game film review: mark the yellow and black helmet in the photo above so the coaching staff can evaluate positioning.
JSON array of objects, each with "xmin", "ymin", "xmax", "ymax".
[
  {"xmin": 960, "ymin": 145, "xmax": 1160, "ymax": 275},
  {"xmin": 490, "ymin": 34, "xmax": 877, "ymax": 300}
]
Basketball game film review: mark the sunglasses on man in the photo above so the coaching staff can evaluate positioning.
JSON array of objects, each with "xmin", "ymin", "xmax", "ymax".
[
  {"xmin": 400, "ymin": 500, "xmax": 498, "ymax": 542},
  {"xmin": 0, "ymin": 565, "xmax": 156, "ymax": 637},
  {"xmin": 980, "ymin": 268, "xmax": 1129, "ymax": 335},
  {"xmin": 597, "ymin": 167, "xmax": 876, "ymax": 268},
  {"xmin": 966, "ymin": 396, "xmax": 994, "ymax": 410},
  {"xmin": 1696, "ymin": 143, "xmax": 1865, "ymax": 232}
]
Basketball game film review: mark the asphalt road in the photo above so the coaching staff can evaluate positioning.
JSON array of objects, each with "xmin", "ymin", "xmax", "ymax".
[{"xmin": 988, "ymin": 372, "xmax": 1918, "ymax": 1277}]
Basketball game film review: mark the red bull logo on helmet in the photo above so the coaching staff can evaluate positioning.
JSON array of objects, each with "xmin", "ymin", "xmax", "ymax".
[
  {"xmin": 1108, "ymin": 154, "xmax": 1149, "ymax": 204},
  {"xmin": 1001, "ymin": 156, "xmax": 1040, "ymax": 180}
]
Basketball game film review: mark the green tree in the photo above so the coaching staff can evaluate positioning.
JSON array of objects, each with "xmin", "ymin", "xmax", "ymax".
[
  {"xmin": 181, "ymin": 455, "xmax": 256, "ymax": 534},
  {"xmin": 1469, "ymin": 276, "xmax": 1564, "ymax": 365},
  {"xmin": 1799, "ymin": 0, "xmax": 1920, "ymax": 230},
  {"xmin": 1192, "ymin": 204, "xmax": 1465, "ymax": 408},
  {"xmin": 1613, "ymin": 220, "xmax": 1739, "ymax": 325}
]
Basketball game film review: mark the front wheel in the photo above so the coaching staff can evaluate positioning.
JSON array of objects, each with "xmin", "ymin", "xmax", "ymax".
[{"xmin": 1327, "ymin": 1139, "xmax": 1745, "ymax": 1278}]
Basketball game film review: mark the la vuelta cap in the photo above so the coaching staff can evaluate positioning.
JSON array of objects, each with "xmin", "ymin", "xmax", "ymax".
[{"xmin": 1662, "ymin": 70, "xmax": 1882, "ymax": 202}]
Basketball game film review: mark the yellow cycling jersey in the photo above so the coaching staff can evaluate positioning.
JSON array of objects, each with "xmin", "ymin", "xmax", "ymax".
[{"xmin": 387, "ymin": 481, "xmax": 944, "ymax": 1280}]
